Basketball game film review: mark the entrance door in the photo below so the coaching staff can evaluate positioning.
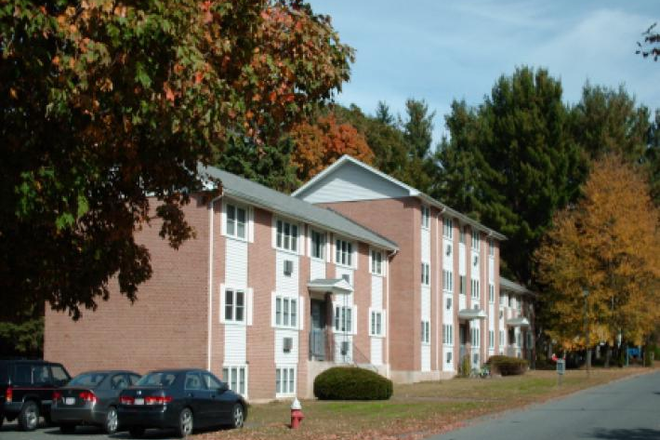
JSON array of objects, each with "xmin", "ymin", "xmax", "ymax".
[{"xmin": 310, "ymin": 300, "xmax": 325, "ymax": 360}]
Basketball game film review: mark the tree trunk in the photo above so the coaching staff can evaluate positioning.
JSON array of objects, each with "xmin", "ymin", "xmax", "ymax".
[{"xmin": 605, "ymin": 345, "xmax": 612, "ymax": 368}]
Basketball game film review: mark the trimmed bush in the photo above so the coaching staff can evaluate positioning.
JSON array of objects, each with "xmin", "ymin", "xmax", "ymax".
[
  {"xmin": 314, "ymin": 367, "xmax": 393, "ymax": 400},
  {"xmin": 486, "ymin": 355, "xmax": 529, "ymax": 376}
]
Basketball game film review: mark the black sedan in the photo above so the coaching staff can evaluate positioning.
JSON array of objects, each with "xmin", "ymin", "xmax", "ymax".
[
  {"xmin": 51, "ymin": 370, "xmax": 141, "ymax": 434},
  {"xmin": 118, "ymin": 368, "xmax": 247, "ymax": 438}
]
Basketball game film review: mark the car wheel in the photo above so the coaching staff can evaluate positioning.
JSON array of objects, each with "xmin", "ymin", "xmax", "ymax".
[
  {"xmin": 129, "ymin": 426, "xmax": 145, "ymax": 438},
  {"xmin": 175, "ymin": 408, "xmax": 193, "ymax": 438},
  {"xmin": 104, "ymin": 406, "xmax": 119, "ymax": 434},
  {"xmin": 231, "ymin": 403, "xmax": 245, "ymax": 429},
  {"xmin": 60, "ymin": 423, "xmax": 76, "ymax": 434},
  {"xmin": 18, "ymin": 401, "xmax": 39, "ymax": 431},
  {"xmin": 0, "ymin": 416, "xmax": 4, "ymax": 429}
]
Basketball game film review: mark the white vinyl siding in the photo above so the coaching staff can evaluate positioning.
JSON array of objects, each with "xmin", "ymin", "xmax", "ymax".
[{"xmin": 421, "ymin": 205, "xmax": 430, "ymax": 228}]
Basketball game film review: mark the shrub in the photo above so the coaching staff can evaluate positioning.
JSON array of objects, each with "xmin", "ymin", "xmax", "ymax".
[
  {"xmin": 458, "ymin": 354, "xmax": 471, "ymax": 378},
  {"xmin": 314, "ymin": 367, "xmax": 393, "ymax": 400},
  {"xmin": 487, "ymin": 355, "xmax": 529, "ymax": 376}
]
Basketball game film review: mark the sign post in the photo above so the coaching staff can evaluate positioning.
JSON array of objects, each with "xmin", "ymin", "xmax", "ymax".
[{"xmin": 556, "ymin": 359, "xmax": 565, "ymax": 386}]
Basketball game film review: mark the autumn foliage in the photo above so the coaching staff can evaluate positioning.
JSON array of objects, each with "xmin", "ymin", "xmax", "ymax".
[
  {"xmin": 290, "ymin": 113, "xmax": 374, "ymax": 182},
  {"xmin": 536, "ymin": 155, "xmax": 660, "ymax": 349}
]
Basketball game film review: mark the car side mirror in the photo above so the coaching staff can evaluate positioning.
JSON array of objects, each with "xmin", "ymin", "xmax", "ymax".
[{"xmin": 219, "ymin": 382, "xmax": 229, "ymax": 393}]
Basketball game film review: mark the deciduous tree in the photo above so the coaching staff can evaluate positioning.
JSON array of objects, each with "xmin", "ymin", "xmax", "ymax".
[
  {"xmin": 0, "ymin": 0, "xmax": 353, "ymax": 326},
  {"xmin": 535, "ymin": 155, "xmax": 660, "ymax": 350}
]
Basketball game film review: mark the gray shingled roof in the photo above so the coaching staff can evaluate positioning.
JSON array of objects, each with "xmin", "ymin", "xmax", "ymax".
[
  {"xmin": 500, "ymin": 277, "xmax": 535, "ymax": 296},
  {"xmin": 200, "ymin": 165, "xmax": 398, "ymax": 251}
]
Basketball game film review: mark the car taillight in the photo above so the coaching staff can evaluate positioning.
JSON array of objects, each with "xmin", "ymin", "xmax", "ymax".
[
  {"xmin": 6, "ymin": 386, "xmax": 12, "ymax": 403},
  {"xmin": 119, "ymin": 396, "xmax": 135, "ymax": 405},
  {"xmin": 53, "ymin": 391, "xmax": 62, "ymax": 401},
  {"xmin": 79, "ymin": 391, "xmax": 97, "ymax": 403},
  {"xmin": 145, "ymin": 395, "xmax": 173, "ymax": 405}
]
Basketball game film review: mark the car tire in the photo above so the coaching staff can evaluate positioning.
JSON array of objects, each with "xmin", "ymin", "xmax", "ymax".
[
  {"xmin": 231, "ymin": 403, "xmax": 245, "ymax": 429},
  {"xmin": 104, "ymin": 406, "xmax": 119, "ymax": 434},
  {"xmin": 0, "ymin": 415, "xmax": 4, "ymax": 429},
  {"xmin": 129, "ymin": 426, "xmax": 145, "ymax": 438},
  {"xmin": 175, "ymin": 408, "xmax": 193, "ymax": 438},
  {"xmin": 60, "ymin": 423, "xmax": 76, "ymax": 434},
  {"xmin": 18, "ymin": 401, "xmax": 40, "ymax": 431}
]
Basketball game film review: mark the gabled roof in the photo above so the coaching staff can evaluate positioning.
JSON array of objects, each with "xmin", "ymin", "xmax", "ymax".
[
  {"xmin": 307, "ymin": 278, "xmax": 353, "ymax": 295},
  {"xmin": 500, "ymin": 277, "xmax": 535, "ymax": 296},
  {"xmin": 292, "ymin": 155, "xmax": 506, "ymax": 241},
  {"xmin": 200, "ymin": 165, "xmax": 398, "ymax": 251}
]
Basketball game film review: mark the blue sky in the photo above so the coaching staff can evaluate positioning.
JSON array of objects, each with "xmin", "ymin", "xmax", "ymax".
[{"xmin": 308, "ymin": 0, "xmax": 660, "ymax": 143}]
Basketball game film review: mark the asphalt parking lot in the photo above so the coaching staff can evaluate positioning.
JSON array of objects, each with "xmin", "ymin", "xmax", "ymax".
[{"xmin": 0, "ymin": 419, "xmax": 180, "ymax": 440}]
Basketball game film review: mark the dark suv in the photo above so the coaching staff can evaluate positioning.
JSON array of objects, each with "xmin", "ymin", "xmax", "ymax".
[{"xmin": 0, "ymin": 360, "xmax": 71, "ymax": 431}]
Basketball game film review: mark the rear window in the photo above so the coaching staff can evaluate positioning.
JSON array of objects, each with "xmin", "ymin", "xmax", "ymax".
[
  {"xmin": 69, "ymin": 373, "xmax": 108, "ymax": 387},
  {"xmin": 136, "ymin": 372, "xmax": 177, "ymax": 388}
]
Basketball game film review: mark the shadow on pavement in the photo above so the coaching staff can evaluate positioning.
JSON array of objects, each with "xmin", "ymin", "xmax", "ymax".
[{"xmin": 590, "ymin": 428, "xmax": 660, "ymax": 440}]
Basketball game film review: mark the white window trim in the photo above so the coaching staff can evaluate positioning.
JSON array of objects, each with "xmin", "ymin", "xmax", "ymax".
[
  {"xmin": 272, "ymin": 293, "xmax": 300, "ymax": 330},
  {"xmin": 442, "ymin": 217, "xmax": 454, "ymax": 239},
  {"xmin": 421, "ymin": 320, "xmax": 431, "ymax": 345},
  {"xmin": 309, "ymin": 229, "xmax": 327, "ymax": 262},
  {"xmin": 275, "ymin": 365, "xmax": 297, "ymax": 398},
  {"xmin": 273, "ymin": 217, "xmax": 301, "ymax": 255},
  {"xmin": 421, "ymin": 205, "xmax": 430, "ymax": 229},
  {"xmin": 219, "ymin": 284, "xmax": 252, "ymax": 326},
  {"xmin": 368, "ymin": 308, "xmax": 386, "ymax": 338},
  {"xmin": 421, "ymin": 262, "xmax": 430, "ymax": 286},
  {"xmin": 334, "ymin": 237, "xmax": 356, "ymax": 269},
  {"xmin": 369, "ymin": 249, "xmax": 384, "ymax": 276},
  {"xmin": 222, "ymin": 365, "xmax": 248, "ymax": 398},
  {"xmin": 222, "ymin": 200, "xmax": 251, "ymax": 242}
]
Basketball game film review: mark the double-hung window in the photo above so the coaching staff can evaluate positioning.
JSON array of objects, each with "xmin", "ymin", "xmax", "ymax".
[
  {"xmin": 276, "ymin": 219, "xmax": 298, "ymax": 252},
  {"xmin": 459, "ymin": 226, "xmax": 466, "ymax": 244},
  {"xmin": 311, "ymin": 230, "xmax": 325, "ymax": 259},
  {"xmin": 335, "ymin": 239, "xmax": 353, "ymax": 267},
  {"xmin": 370, "ymin": 310, "xmax": 383, "ymax": 336},
  {"xmin": 471, "ymin": 279, "xmax": 480, "ymax": 299},
  {"xmin": 443, "ymin": 270, "xmax": 453, "ymax": 292},
  {"xmin": 443, "ymin": 324, "xmax": 453, "ymax": 345},
  {"xmin": 275, "ymin": 367, "xmax": 295, "ymax": 395},
  {"xmin": 226, "ymin": 204, "xmax": 247, "ymax": 239},
  {"xmin": 421, "ymin": 205, "xmax": 430, "ymax": 228},
  {"xmin": 459, "ymin": 275, "xmax": 466, "ymax": 295},
  {"xmin": 488, "ymin": 239, "xmax": 495, "ymax": 256},
  {"xmin": 489, "ymin": 284, "xmax": 495, "ymax": 303},
  {"xmin": 421, "ymin": 320, "xmax": 430, "ymax": 344},
  {"xmin": 472, "ymin": 230, "xmax": 480, "ymax": 250},
  {"xmin": 443, "ymin": 217, "xmax": 453, "ymax": 238},
  {"xmin": 421, "ymin": 263, "xmax": 430, "ymax": 285},
  {"xmin": 275, "ymin": 296, "xmax": 298, "ymax": 328},
  {"xmin": 471, "ymin": 328, "xmax": 480, "ymax": 347},
  {"xmin": 371, "ymin": 250, "xmax": 383, "ymax": 275},
  {"xmin": 489, "ymin": 330, "xmax": 494, "ymax": 348},
  {"xmin": 334, "ymin": 306, "xmax": 352, "ymax": 333},
  {"xmin": 221, "ymin": 367, "xmax": 247, "ymax": 396},
  {"xmin": 225, "ymin": 289, "xmax": 245, "ymax": 323}
]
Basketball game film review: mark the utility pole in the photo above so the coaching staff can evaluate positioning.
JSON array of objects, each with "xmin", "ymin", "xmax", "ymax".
[{"xmin": 583, "ymin": 288, "xmax": 591, "ymax": 377}]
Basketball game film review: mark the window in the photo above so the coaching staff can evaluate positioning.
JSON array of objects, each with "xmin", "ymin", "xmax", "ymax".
[
  {"xmin": 275, "ymin": 296, "xmax": 298, "ymax": 328},
  {"xmin": 421, "ymin": 263, "xmax": 430, "ymax": 285},
  {"xmin": 223, "ymin": 366, "xmax": 247, "ymax": 396},
  {"xmin": 276, "ymin": 219, "xmax": 298, "ymax": 252},
  {"xmin": 184, "ymin": 372, "xmax": 204, "ymax": 390},
  {"xmin": 446, "ymin": 351, "xmax": 453, "ymax": 364},
  {"xmin": 443, "ymin": 270, "xmax": 453, "ymax": 292},
  {"xmin": 471, "ymin": 327, "xmax": 480, "ymax": 347},
  {"xmin": 459, "ymin": 276, "xmax": 466, "ymax": 295},
  {"xmin": 335, "ymin": 239, "xmax": 353, "ymax": 267},
  {"xmin": 203, "ymin": 372, "xmax": 223, "ymax": 391},
  {"xmin": 334, "ymin": 306, "xmax": 353, "ymax": 333},
  {"xmin": 50, "ymin": 365, "xmax": 69, "ymax": 387},
  {"xmin": 311, "ymin": 230, "xmax": 325, "ymax": 259},
  {"xmin": 489, "ymin": 330, "xmax": 495, "ymax": 348},
  {"xmin": 489, "ymin": 284, "xmax": 495, "ymax": 303},
  {"xmin": 443, "ymin": 217, "xmax": 453, "ymax": 238},
  {"xmin": 517, "ymin": 297, "xmax": 522, "ymax": 311},
  {"xmin": 499, "ymin": 309, "xmax": 503, "ymax": 319},
  {"xmin": 527, "ymin": 332, "xmax": 533, "ymax": 348},
  {"xmin": 446, "ymin": 297, "xmax": 452, "ymax": 310},
  {"xmin": 421, "ymin": 205, "xmax": 430, "ymax": 228},
  {"xmin": 371, "ymin": 250, "xmax": 383, "ymax": 275},
  {"xmin": 471, "ymin": 279, "xmax": 480, "ymax": 299},
  {"xmin": 226, "ymin": 203, "xmax": 247, "ymax": 239},
  {"xmin": 471, "ymin": 230, "xmax": 480, "ymax": 250},
  {"xmin": 508, "ymin": 295, "xmax": 513, "ymax": 308},
  {"xmin": 500, "ymin": 330, "xmax": 504, "ymax": 346},
  {"xmin": 488, "ymin": 239, "xmax": 495, "ymax": 256},
  {"xmin": 443, "ymin": 324, "xmax": 453, "ymax": 345},
  {"xmin": 370, "ymin": 310, "xmax": 384, "ymax": 336},
  {"xmin": 421, "ymin": 320, "xmax": 430, "ymax": 344},
  {"xmin": 225, "ymin": 289, "xmax": 245, "ymax": 323},
  {"xmin": 275, "ymin": 367, "xmax": 295, "ymax": 395},
  {"xmin": 459, "ymin": 226, "xmax": 466, "ymax": 244}
]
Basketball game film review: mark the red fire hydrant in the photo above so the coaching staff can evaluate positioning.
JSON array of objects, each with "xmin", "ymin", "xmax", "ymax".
[{"xmin": 290, "ymin": 398, "xmax": 304, "ymax": 429}]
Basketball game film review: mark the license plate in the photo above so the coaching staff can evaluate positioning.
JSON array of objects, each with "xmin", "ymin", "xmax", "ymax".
[
  {"xmin": 134, "ymin": 398, "xmax": 144, "ymax": 405},
  {"xmin": 64, "ymin": 397, "xmax": 75, "ymax": 405}
]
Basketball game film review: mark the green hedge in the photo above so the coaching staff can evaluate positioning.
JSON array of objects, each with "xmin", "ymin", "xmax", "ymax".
[
  {"xmin": 486, "ymin": 355, "xmax": 528, "ymax": 376},
  {"xmin": 314, "ymin": 367, "xmax": 393, "ymax": 400}
]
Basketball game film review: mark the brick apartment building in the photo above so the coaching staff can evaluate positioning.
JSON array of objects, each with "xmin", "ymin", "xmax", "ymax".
[{"xmin": 45, "ymin": 156, "xmax": 534, "ymax": 400}]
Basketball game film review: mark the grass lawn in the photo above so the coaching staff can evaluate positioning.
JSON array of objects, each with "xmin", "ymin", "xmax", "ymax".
[{"xmin": 197, "ymin": 366, "xmax": 656, "ymax": 440}]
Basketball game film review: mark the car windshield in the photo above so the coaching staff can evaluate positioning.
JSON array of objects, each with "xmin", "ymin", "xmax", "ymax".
[
  {"xmin": 136, "ymin": 372, "xmax": 177, "ymax": 388},
  {"xmin": 69, "ymin": 372, "xmax": 108, "ymax": 387}
]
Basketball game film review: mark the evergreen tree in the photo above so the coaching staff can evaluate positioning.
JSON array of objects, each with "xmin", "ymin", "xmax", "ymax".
[{"xmin": 400, "ymin": 99, "xmax": 437, "ymax": 193}]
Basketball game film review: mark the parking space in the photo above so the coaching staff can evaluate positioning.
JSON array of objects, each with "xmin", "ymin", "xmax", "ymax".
[{"xmin": 0, "ymin": 420, "xmax": 179, "ymax": 440}]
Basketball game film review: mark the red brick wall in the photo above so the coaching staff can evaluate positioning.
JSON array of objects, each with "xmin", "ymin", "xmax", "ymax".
[
  {"xmin": 320, "ymin": 198, "xmax": 417, "ymax": 371},
  {"xmin": 209, "ymin": 199, "xmax": 225, "ymax": 376},
  {"xmin": 44, "ymin": 195, "xmax": 211, "ymax": 376},
  {"xmin": 354, "ymin": 243, "xmax": 371, "ymax": 364},
  {"xmin": 297, "ymin": 225, "xmax": 310, "ymax": 398}
]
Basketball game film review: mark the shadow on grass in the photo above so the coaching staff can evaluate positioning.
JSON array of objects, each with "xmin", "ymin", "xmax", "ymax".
[{"xmin": 589, "ymin": 428, "xmax": 660, "ymax": 440}]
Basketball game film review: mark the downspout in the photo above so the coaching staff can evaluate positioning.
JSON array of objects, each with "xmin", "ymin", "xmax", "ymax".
[
  {"xmin": 386, "ymin": 248, "xmax": 398, "ymax": 378},
  {"xmin": 207, "ymin": 192, "xmax": 224, "ymax": 371}
]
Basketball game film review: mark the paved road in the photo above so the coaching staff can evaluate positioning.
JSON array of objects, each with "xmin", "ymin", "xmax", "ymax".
[
  {"xmin": 1, "ymin": 421, "xmax": 183, "ymax": 440},
  {"xmin": 428, "ymin": 370, "xmax": 660, "ymax": 440}
]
